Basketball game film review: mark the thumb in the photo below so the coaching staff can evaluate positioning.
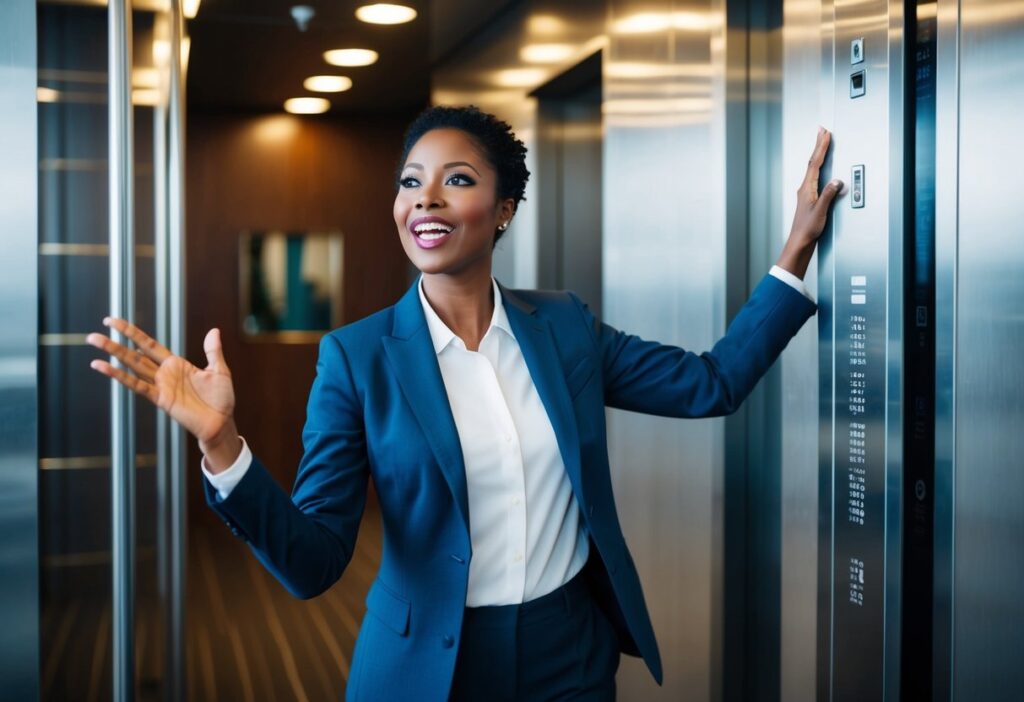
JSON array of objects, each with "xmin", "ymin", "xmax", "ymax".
[
  {"xmin": 204, "ymin": 328, "xmax": 229, "ymax": 373},
  {"xmin": 815, "ymin": 179, "xmax": 844, "ymax": 211}
]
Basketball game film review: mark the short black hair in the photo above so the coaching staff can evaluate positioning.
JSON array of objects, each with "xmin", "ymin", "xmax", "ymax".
[{"xmin": 398, "ymin": 105, "xmax": 530, "ymax": 245}]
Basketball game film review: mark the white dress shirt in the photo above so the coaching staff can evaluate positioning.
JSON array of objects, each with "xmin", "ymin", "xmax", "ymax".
[{"xmin": 203, "ymin": 268, "xmax": 809, "ymax": 604}]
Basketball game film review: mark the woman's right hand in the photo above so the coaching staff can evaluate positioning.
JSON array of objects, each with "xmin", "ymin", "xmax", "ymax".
[{"xmin": 86, "ymin": 319, "xmax": 242, "ymax": 470}]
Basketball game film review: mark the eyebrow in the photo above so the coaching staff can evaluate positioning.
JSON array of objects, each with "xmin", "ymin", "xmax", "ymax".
[{"xmin": 404, "ymin": 161, "xmax": 482, "ymax": 176}]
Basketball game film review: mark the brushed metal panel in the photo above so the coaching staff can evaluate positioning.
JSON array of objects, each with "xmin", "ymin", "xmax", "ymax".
[
  {"xmin": 816, "ymin": 0, "xmax": 905, "ymax": 700},
  {"xmin": 952, "ymin": 0, "xmax": 1024, "ymax": 698},
  {"xmin": 932, "ymin": 0, "xmax": 958, "ymax": 698},
  {"xmin": 604, "ymin": 1, "xmax": 725, "ymax": 698},
  {"xmin": 0, "ymin": 0, "xmax": 39, "ymax": 697},
  {"xmin": 780, "ymin": 1, "xmax": 831, "ymax": 700}
]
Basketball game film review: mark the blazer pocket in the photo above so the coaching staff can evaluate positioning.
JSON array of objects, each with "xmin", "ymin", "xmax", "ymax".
[
  {"xmin": 365, "ymin": 580, "xmax": 411, "ymax": 637},
  {"xmin": 565, "ymin": 356, "xmax": 596, "ymax": 399}
]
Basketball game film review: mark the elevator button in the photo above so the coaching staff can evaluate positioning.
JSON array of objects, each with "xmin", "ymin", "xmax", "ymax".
[
  {"xmin": 850, "ymin": 70, "xmax": 866, "ymax": 99},
  {"xmin": 851, "ymin": 38, "xmax": 864, "ymax": 65},
  {"xmin": 851, "ymin": 165, "xmax": 865, "ymax": 209}
]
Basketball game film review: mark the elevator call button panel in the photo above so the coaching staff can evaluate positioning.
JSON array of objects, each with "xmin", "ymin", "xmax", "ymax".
[
  {"xmin": 852, "ymin": 165, "xmax": 865, "ymax": 208},
  {"xmin": 851, "ymin": 38, "xmax": 865, "ymax": 64}
]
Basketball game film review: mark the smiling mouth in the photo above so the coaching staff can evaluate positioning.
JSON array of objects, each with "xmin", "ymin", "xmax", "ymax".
[{"xmin": 409, "ymin": 217, "xmax": 456, "ymax": 248}]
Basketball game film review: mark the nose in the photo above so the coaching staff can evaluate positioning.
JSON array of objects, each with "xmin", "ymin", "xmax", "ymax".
[{"xmin": 415, "ymin": 182, "xmax": 444, "ymax": 210}]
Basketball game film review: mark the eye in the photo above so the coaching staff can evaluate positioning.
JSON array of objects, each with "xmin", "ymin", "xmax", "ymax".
[
  {"xmin": 446, "ymin": 173, "xmax": 475, "ymax": 186},
  {"xmin": 399, "ymin": 176, "xmax": 420, "ymax": 188}
]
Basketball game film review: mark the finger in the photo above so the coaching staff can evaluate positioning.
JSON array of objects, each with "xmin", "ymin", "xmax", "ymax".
[
  {"xmin": 203, "ymin": 328, "xmax": 230, "ymax": 373},
  {"xmin": 801, "ymin": 127, "xmax": 832, "ymax": 194},
  {"xmin": 813, "ymin": 179, "xmax": 845, "ymax": 213},
  {"xmin": 86, "ymin": 332, "xmax": 159, "ymax": 382},
  {"xmin": 89, "ymin": 358, "xmax": 160, "ymax": 405},
  {"xmin": 102, "ymin": 317, "xmax": 172, "ymax": 364}
]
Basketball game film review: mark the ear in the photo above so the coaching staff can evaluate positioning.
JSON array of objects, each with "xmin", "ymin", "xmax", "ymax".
[{"xmin": 497, "ymin": 197, "xmax": 516, "ymax": 224}]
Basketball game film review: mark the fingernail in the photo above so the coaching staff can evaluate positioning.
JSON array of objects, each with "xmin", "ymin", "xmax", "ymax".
[
  {"xmin": 102, "ymin": 316, "xmax": 111, "ymax": 325},
  {"xmin": 832, "ymin": 179, "xmax": 843, "ymax": 188},
  {"xmin": 89, "ymin": 360, "xmax": 99, "ymax": 369},
  {"xmin": 818, "ymin": 126, "xmax": 825, "ymax": 135}
]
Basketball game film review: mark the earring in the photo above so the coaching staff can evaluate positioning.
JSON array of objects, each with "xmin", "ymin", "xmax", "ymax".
[{"xmin": 498, "ymin": 222, "xmax": 509, "ymax": 231}]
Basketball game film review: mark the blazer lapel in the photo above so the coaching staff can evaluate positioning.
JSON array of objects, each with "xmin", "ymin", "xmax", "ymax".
[
  {"xmin": 382, "ymin": 279, "xmax": 470, "ymax": 531},
  {"xmin": 499, "ymin": 283, "xmax": 586, "ymax": 503}
]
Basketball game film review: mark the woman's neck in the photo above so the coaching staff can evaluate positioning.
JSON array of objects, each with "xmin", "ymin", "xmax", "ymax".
[{"xmin": 421, "ymin": 265, "xmax": 494, "ymax": 352}]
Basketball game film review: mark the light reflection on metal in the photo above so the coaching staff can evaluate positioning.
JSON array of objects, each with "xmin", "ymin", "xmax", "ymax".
[
  {"xmin": 611, "ymin": 10, "xmax": 720, "ymax": 34},
  {"xmin": 605, "ymin": 62, "xmax": 714, "ymax": 79},
  {"xmin": 520, "ymin": 43, "xmax": 576, "ymax": 64},
  {"xmin": 491, "ymin": 67, "xmax": 549, "ymax": 87}
]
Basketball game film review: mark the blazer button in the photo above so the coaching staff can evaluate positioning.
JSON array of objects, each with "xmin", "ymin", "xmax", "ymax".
[{"xmin": 442, "ymin": 634, "xmax": 455, "ymax": 649}]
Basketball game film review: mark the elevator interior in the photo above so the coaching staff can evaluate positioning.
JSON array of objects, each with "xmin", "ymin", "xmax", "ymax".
[{"xmin": 3, "ymin": 0, "xmax": 1024, "ymax": 700}]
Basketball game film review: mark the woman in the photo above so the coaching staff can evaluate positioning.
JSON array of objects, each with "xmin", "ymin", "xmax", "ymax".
[{"xmin": 88, "ymin": 106, "xmax": 842, "ymax": 701}]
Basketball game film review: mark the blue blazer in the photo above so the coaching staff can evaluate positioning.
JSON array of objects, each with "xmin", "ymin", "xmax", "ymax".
[{"xmin": 205, "ymin": 273, "xmax": 816, "ymax": 701}]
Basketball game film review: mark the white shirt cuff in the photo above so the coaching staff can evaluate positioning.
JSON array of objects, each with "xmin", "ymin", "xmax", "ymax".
[
  {"xmin": 769, "ymin": 265, "xmax": 814, "ymax": 302},
  {"xmin": 201, "ymin": 435, "xmax": 253, "ymax": 501}
]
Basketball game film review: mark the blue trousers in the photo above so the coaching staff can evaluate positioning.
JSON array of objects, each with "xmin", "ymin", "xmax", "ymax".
[{"xmin": 448, "ymin": 563, "xmax": 620, "ymax": 701}]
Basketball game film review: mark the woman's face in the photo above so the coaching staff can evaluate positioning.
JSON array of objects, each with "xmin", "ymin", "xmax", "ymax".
[{"xmin": 393, "ymin": 128, "xmax": 514, "ymax": 277}]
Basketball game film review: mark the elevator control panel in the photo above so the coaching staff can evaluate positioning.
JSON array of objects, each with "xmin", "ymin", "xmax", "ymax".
[
  {"xmin": 852, "ymin": 38, "xmax": 865, "ymax": 65},
  {"xmin": 851, "ymin": 70, "xmax": 867, "ymax": 98},
  {"xmin": 852, "ymin": 165, "xmax": 865, "ymax": 208}
]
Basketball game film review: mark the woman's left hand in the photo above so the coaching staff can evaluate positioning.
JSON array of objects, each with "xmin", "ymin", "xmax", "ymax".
[{"xmin": 776, "ymin": 127, "xmax": 844, "ymax": 279}]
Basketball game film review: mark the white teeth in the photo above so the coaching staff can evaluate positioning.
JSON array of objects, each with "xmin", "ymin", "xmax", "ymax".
[
  {"xmin": 419, "ymin": 232, "xmax": 447, "ymax": 241},
  {"xmin": 413, "ymin": 222, "xmax": 454, "ymax": 235}
]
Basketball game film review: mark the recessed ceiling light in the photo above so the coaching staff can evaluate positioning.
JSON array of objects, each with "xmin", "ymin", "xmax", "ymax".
[
  {"xmin": 184, "ymin": 0, "xmax": 201, "ymax": 20},
  {"xmin": 284, "ymin": 97, "xmax": 330, "ymax": 114},
  {"xmin": 303, "ymin": 75, "xmax": 353, "ymax": 93},
  {"xmin": 355, "ymin": 4, "xmax": 417, "ymax": 25},
  {"xmin": 323, "ymin": 48, "xmax": 379, "ymax": 67}
]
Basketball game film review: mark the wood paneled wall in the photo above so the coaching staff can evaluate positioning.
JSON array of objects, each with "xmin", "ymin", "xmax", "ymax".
[{"xmin": 185, "ymin": 110, "xmax": 417, "ymax": 522}]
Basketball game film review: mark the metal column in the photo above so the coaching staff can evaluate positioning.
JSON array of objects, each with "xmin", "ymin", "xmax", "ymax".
[{"xmin": 109, "ymin": 1, "xmax": 136, "ymax": 699}]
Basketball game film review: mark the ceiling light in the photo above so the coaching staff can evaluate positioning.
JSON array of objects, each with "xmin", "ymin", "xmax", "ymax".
[
  {"xmin": 519, "ymin": 44, "xmax": 575, "ymax": 64},
  {"xmin": 284, "ymin": 97, "xmax": 330, "ymax": 114},
  {"xmin": 324, "ymin": 48, "xmax": 379, "ymax": 67},
  {"xmin": 355, "ymin": 4, "xmax": 417, "ymax": 25},
  {"xmin": 304, "ymin": 75, "xmax": 353, "ymax": 93},
  {"xmin": 184, "ymin": 0, "xmax": 201, "ymax": 20}
]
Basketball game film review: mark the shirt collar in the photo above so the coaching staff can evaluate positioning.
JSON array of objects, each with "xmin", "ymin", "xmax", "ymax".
[{"xmin": 417, "ymin": 276, "xmax": 512, "ymax": 355}]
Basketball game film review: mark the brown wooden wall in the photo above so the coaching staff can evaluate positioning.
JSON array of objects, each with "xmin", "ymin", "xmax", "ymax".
[{"xmin": 185, "ymin": 110, "xmax": 416, "ymax": 523}]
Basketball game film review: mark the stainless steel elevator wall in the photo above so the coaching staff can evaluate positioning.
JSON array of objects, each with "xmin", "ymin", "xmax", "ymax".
[
  {"xmin": 0, "ymin": 1, "xmax": 39, "ymax": 698},
  {"xmin": 938, "ymin": 0, "xmax": 1024, "ymax": 698},
  {"xmin": 779, "ymin": 1, "xmax": 830, "ymax": 698}
]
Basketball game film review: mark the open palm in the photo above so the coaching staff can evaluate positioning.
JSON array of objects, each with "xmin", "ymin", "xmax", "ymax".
[{"xmin": 87, "ymin": 318, "xmax": 235, "ymax": 446}]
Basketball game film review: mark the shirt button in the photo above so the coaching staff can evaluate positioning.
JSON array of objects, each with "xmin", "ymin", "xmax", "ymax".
[
  {"xmin": 504, "ymin": 434, "xmax": 512, "ymax": 443},
  {"xmin": 512, "ymin": 497, "xmax": 521, "ymax": 506},
  {"xmin": 514, "ymin": 553, "xmax": 523, "ymax": 563},
  {"xmin": 442, "ymin": 634, "xmax": 455, "ymax": 649}
]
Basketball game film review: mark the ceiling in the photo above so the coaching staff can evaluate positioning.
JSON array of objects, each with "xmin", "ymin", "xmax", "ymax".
[{"xmin": 186, "ymin": 0, "xmax": 432, "ymax": 114}]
